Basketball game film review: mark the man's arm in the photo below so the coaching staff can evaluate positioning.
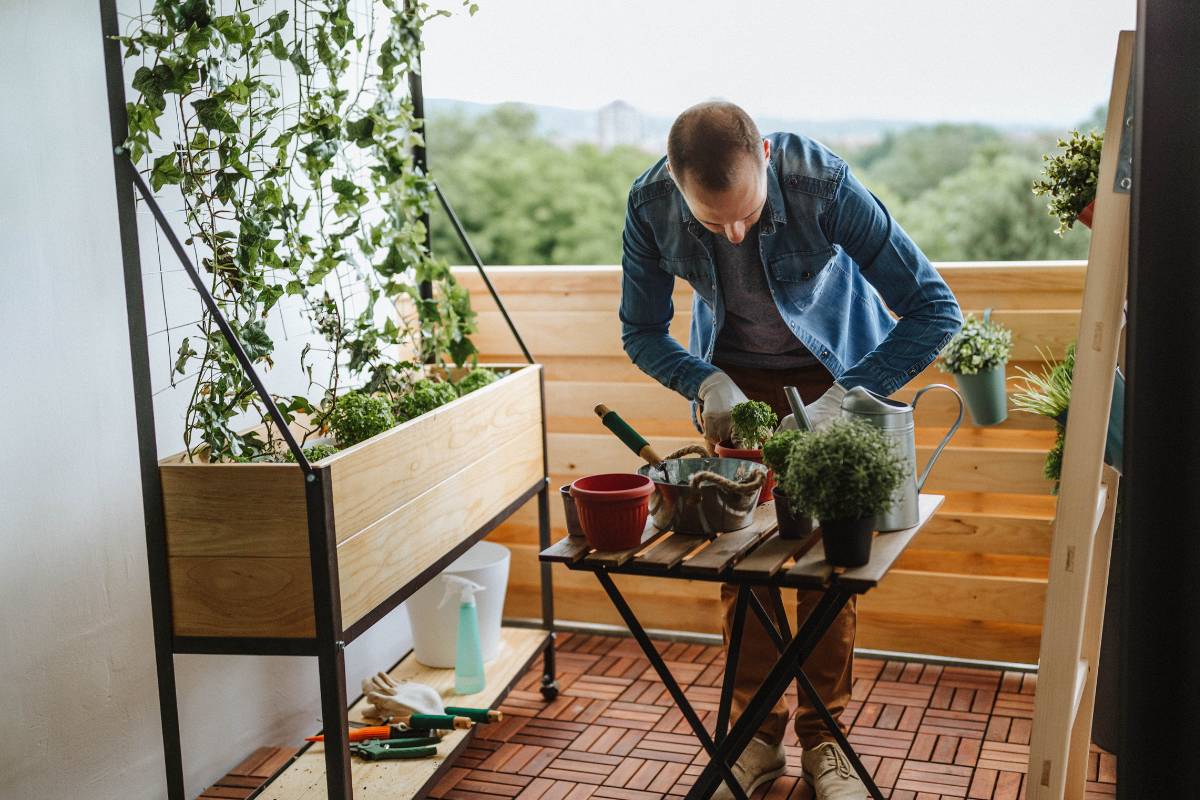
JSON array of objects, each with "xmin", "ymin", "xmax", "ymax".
[
  {"xmin": 821, "ymin": 167, "xmax": 963, "ymax": 396},
  {"xmin": 619, "ymin": 193, "xmax": 718, "ymax": 400}
]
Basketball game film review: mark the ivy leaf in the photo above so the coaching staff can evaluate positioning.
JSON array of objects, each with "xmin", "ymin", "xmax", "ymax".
[
  {"xmin": 289, "ymin": 45, "xmax": 313, "ymax": 76},
  {"xmin": 258, "ymin": 284, "xmax": 285, "ymax": 314},
  {"xmin": 150, "ymin": 152, "xmax": 184, "ymax": 190},
  {"xmin": 268, "ymin": 31, "xmax": 289, "ymax": 60},
  {"xmin": 265, "ymin": 10, "xmax": 289, "ymax": 33},
  {"xmin": 237, "ymin": 319, "xmax": 274, "ymax": 362},
  {"xmin": 174, "ymin": 337, "xmax": 197, "ymax": 375},
  {"xmin": 192, "ymin": 98, "xmax": 239, "ymax": 133},
  {"xmin": 345, "ymin": 116, "xmax": 375, "ymax": 147}
]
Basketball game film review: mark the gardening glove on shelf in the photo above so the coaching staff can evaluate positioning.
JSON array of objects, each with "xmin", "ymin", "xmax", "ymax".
[
  {"xmin": 804, "ymin": 382, "xmax": 847, "ymax": 431},
  {"xmin": 362, "ymin": 673, "xmax": 445, "ymax": 721},
  {"xmin": 697, "ymin": 370, "xmax": 749, "ymax": 452}
]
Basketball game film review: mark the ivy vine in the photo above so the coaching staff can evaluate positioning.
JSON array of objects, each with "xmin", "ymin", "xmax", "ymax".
[{"xmin": 120, "ymin": 0, "xmax": 478, "ymax": 462}]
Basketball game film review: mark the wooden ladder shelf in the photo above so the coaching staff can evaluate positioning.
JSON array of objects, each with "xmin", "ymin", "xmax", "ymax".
[{"xmin": 1026, "ymin": 30, "xmax": 1133, "ymax": 799}]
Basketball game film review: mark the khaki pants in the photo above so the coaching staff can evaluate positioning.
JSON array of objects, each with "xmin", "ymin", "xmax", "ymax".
[{"xmin": 714, "ymin": 360, "xmax": 856, "ymax": 749}]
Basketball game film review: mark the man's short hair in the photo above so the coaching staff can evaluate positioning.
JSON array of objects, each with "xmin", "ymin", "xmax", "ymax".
[{"xmin": 667, "ymin": 101, "xmax": 763, "ymax": 192}]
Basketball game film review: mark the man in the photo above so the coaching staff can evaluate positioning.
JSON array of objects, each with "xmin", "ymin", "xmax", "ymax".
[{"xmin": 619, "ymin": 102, "xmax": 962, "ymax": 799}]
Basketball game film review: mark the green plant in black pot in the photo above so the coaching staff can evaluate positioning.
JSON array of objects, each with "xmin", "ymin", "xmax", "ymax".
[
  {"xmin": 327, "ymin": 392, "xmax": 396, "ymax": 448},
  {"xmin": 781, "ymin": 420, "xmax": 907, "ymax": 567},
  {"xmin": 1032, "ymin": 129, "xmax": 1103, "ymax": 235},
  {"xmin": 939, "ymin": 311, "xmax": 1013, "ymax": 426},
  {"xmin": 395, "ymin": 378, "xmax": 460, "ymax": 422},
  {"xmin": 762, "ymin": 429, "xmax": 810, "ymax": 539}
]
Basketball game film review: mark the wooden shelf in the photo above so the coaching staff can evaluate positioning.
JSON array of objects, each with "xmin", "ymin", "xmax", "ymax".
[{"xmin": 257, "ymin": 626, "xmax": 549, "ymax": 800}]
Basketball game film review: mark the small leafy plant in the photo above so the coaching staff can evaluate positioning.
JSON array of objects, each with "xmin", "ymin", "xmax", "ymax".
[
  {"xmin": 730, "ymin": 400, "xmax": 778, "ymax": 449},
  {"xmin": 327, "ymin": 392, "xmax": 396, "ymax": 448},
  {"xmin": 395, "ymin": 378, "xmax": 459, "ymax": 422},
  {"xmin": 1032, "ymin": 129, "xmax": 1104, "ymax": 236},
  {"xmin": 939, "ymin": 313, "xmax": 1013, "ymax": 375},
  {"xmin": 1013, "ymin": 343, "xmax": 1076, "ymax": 490},
  {"xmin": 762, "ymin": 429, "xmax": 806, "ymax": 486},
  {"xmin": 455, "ymin": 367, "xmax": 500, "ymax": 395},
  {"xmin": 283, "ymin": 443, "xmax": 340, "ymax": 463},
  {"xmin": 780, "ymin": 420, "xmax": 906, "ymax": 522}
]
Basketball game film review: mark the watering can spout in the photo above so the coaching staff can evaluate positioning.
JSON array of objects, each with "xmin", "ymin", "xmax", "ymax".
[{"xmin": 840, "ymin": 384, "xmax": 963, "ymax": 530}]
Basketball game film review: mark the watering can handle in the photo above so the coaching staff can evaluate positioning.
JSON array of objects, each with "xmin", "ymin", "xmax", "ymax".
[{"xmin": 911, "ymin": 383, "xmax": 964, "ymax": 490}]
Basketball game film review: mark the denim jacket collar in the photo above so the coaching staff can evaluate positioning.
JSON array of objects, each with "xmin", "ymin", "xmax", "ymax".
[{"xmin": 677, "ymin": 163, "xmax": 788, "ymax": 233}]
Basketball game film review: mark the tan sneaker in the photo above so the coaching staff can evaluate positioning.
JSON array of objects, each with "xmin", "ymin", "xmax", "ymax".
[
  {"xmin": 710, "ymin": 736, "xmax": 786, "ymax": 800},
  {"xmin": 801, "ymin": 742, "xmax": 867, "ymax": 799}
]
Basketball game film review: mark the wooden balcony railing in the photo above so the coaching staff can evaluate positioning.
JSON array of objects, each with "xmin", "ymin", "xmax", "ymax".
[{"xmin": 457, "ymin": 261, "xmax": 1086, "ymax": 663}]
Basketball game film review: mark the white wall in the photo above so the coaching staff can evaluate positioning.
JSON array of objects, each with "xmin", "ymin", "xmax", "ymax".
[{"xmin": 0, "ymin": 3, "xmax": 413, "ymax": 798}]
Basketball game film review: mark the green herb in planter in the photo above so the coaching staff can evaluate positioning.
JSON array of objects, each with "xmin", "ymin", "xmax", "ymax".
[
  {"xmin": 730, "ymin": 400, "xmax": 778, "ymax": 449},
  {"xmin": 281, "ymin": 443, "xmax": 340, "ymax": 463},
  {"xmin": 762, "ymin": 429, "xmax": 806, "ymax": 484},
  {"xmin": 455, "ymin": 367, "xmax": 500, "ymax": 396},
  {"xmin": 328, "ymin": 392, "xmax": 396, "ymax": 448},
  {"xmin": 1013, "ymin": 344, "xmax": 1076, "ymax": 492},
  {"xmin": 1032, "ymin": 129, "xmax": 1103, "ymax": 236},
  {"xmin": 780, "ymin": 420, "xmax": 906, "ymax": 521},
  {"xmin": 938, "ymin": 313, "xmax": 1013, "ymax": 375},
  {"xmin": 395, "ymin": 379, "xmax": 460, "ymax": 422}
]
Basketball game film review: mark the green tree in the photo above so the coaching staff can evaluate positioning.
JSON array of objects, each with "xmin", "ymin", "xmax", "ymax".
[
  {"xmin": 898, "ymin": 150, "xmax": 1090, "ymax": 261},
  {"xmin": 850, "ymin": 124, "xmax": 1006, "ymax": 202}
]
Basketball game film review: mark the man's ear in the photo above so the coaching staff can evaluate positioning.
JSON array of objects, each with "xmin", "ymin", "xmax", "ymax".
[{"xmin": 762, "ymin": 139, "xmax": 771, "ymax": 162}]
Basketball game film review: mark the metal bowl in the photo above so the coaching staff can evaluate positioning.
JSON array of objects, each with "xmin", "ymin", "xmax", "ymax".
[{"xmin": 637, "ymin": 456, "xmax": 767, "ymax": 536}]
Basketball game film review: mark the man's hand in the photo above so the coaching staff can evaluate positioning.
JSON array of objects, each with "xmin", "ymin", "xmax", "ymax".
[
  {"xmin": 805, "ymin": 382, "xmax": 846, "ymax": 430},
  {"xmin": 697, "ymin": 371, "xmax": 748, "ymax": 451}
]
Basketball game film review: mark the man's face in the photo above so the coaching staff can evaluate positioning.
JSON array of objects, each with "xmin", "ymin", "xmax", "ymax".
[{"xmin": 672, "ymin": 139, "xmax": 770, "ymax": 245}]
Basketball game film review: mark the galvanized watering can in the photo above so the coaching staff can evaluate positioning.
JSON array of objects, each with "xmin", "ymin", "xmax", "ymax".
[{"xmin": 840, "ymin": 385, "xmax": 963, "ymax": 531}]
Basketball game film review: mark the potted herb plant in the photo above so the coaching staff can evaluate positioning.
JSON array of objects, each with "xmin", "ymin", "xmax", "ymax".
[
  {"xmin": 780, "ymin": 420, "xmax": 906, "ymax": 567},
  {"xmin": 715, "ymin": 400, "xmax": 779, "ymax": 502},
  {"xmin": 938, "ymin": 310, "xmax": 1013, "ymax": 426},
  {"xmin": 1032, "ymin": 129, "xmax": 1104, "ymax": 233},
  {"xmin": 762, "ymin": 429, "xmax": 810, "ymax": 539}
]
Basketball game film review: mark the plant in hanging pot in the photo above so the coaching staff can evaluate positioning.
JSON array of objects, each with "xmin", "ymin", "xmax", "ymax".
[
  {"xmin": 1032, "ymin": 128, "xmax": 1104, "ymax": 234},
  {"xmin": 780, "ymin": 420, "xmax": 907, "ymax": 567},
  {"xmin": 715, "ymin": 400, "xmax": 779, "ymax": 502},
  {"xmin": 762, "ymin": 429, "xmax": 811, "ymax": 539},
  {"xmin": 938, "ymin": 311, "xmax": 1013, "ymax": 426}
]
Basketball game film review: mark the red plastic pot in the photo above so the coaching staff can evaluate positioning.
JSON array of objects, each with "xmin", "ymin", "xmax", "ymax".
[
  {"xmin": 569, "ymin": 473, "xmax": 654, "ymax": 551},
  {"xmin": 714, "ymin": 441, "xmax": 774, "ymax": 503},
  {"xmin": 1077, "ymin": 199, "xmax": 1096, "ymax": 229}
]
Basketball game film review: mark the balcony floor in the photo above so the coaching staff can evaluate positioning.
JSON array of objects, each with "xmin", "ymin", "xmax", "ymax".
[{"xmin": 430, "ymin": 631, "xmax": 1116, "ymax": 800}]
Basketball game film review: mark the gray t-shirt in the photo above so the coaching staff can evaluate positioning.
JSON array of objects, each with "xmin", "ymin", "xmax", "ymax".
[{"xmin": 712, "ymin": 223, "xmax": 818, "ymax": 369}]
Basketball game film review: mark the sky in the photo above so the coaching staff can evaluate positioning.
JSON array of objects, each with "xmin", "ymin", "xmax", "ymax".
[{"xmin": 421, "ymin": 0, "xmax": 1137, "ymax": 126}]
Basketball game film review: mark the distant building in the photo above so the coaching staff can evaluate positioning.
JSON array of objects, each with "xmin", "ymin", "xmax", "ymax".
[{"xmin": 597, "ymin": 100, "xmax": 644, "ymax": 150}]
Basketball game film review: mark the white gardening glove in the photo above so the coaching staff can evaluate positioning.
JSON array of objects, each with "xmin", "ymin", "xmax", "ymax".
[
  {"xmin": 804, "ymin": 382, "xmax": 847, "ymax": 430},
  {"xmin": 362, "ymin": 672, "xmax": 445, "ymax": 721},
  {"xmin": 696, "ymin": 370, "xmax": 748, "ymax": 451}
]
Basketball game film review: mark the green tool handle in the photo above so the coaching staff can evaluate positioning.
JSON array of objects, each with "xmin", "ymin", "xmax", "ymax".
[
  {"xmin": 406, "ymin": 713, "xmax": 470, "ymax": 730},
  {"xmin": 355, "ymin": 744, "xmax": 438, "ymax": 761},
  {"xmin": 444, "ymin": 706, "xmax": 502, "ymax": 723},
  {"xmin": 594, "ymin": 404, "xmax": 663, "ymax": 465}
]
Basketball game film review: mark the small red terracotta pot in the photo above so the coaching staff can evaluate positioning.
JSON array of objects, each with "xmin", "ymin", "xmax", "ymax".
[
  {"xmin": 1077, "ymin": 199, "xmax": 1096, "ymax": 229},
  {"xmin": 569, "ymin": 473, "xmax": 654, "ymax": 551},
  {"xmin": 714, "ymin": 441, "xmax": 774, "ymax": 503}
]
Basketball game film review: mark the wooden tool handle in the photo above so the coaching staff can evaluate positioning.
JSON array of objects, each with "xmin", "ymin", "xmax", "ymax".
[{"xmin": 594, "ymin": 404, "xmax": 664, "ymax": 465}]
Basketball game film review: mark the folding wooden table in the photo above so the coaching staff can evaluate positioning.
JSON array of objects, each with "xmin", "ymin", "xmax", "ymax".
[{"xmin": 541, "ymin": 494, "xmax": 943, "ymax": 800}]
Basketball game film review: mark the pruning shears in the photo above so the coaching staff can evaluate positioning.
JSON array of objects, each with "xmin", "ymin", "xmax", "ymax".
[{"xmin": 349, "ymin": 738, "xmax": 439, "ymax": 761}]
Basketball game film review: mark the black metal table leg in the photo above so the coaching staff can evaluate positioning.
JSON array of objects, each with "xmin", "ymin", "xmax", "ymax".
[
  {"xmin": 593, "ymin": 569, "xmax": 750, "ymax": 800},
  {"xmin": 715, "ymin": 585, "xmax": 750, "ymax": 745},
  {"xmin": 689, "ymin": 589, "xmax": 850, "ymax": 800},
  {"xmin": 748, "ymin": 593, "xmax": 885, "ymax": 800},
  {"xmin": 536, "ymin": 480, "xmax": 560, "ymax": 700}
]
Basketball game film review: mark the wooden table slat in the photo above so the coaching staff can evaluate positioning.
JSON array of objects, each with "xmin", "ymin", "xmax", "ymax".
[
  {"xmin": 584, "ymin": 520, "xmax": 671, "ymax": 568},
  {"xmin": 678, "ymin": 503, "xmax": 780, "ymax": 576},
  {"xmin": 729, "ymin": 531, "xmax": 815, "ymax": 579},
  {"xmin": 632, "ymin": 532, "xmax": 712, "ymax": 571}
]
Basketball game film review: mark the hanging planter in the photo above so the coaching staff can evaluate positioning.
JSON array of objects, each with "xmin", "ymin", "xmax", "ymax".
[
  {"xmin": 1032, "ymin": 128, "xmax": 1103, "ymax": 237},
  {"xmin": 1077, "ymin": 199, "xmax": 1097, "ymax": 229},
  {"xmin": 938, "ymin": 309, "xmax": 1013, "ymax": 426}
]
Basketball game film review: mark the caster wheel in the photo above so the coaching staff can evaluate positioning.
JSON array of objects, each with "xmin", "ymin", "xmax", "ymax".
[{"xmin": 540, "ymin": 681, "xmax": 560, "ymax": 701}]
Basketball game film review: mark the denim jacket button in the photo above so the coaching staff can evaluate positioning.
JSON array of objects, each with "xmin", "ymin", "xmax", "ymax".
[
  {"xmin": 801, "ymin": 271, "xmax": 813, "ymax": 280},
  {"xmin": 820, "ymin": 350, "xmax": 830, "ymax": 358}
]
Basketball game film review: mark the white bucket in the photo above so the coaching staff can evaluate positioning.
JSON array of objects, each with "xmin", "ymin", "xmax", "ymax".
[{"xmin": 405, "ymin": 541, "xmax": 511, "ymax": 669}]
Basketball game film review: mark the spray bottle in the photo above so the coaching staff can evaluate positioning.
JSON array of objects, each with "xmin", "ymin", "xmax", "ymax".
[{"xmin": 439, "ymin": 576, "xmax": 487, "ymax": 694}]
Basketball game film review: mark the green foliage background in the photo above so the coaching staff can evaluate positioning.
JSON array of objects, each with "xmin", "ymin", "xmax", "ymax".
[{"xmin": 425, "ymin": 106, "xmax": 1100, "ymax": 265}]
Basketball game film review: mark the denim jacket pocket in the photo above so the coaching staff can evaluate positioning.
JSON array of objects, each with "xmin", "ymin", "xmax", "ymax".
[{"xmin": 768, "ymin": 247, "xmax": 837, "ymax": 310}]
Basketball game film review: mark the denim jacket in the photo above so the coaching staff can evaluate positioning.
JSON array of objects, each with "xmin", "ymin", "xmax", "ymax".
[{"xmin": 619, "ymin": 132, "xmax": 963, "ymax": 401}]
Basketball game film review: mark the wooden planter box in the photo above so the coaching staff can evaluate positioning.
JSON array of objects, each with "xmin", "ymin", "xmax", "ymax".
[{"xmin": 160, "ymin": 364, "xmax": 544, "ymax": 639}]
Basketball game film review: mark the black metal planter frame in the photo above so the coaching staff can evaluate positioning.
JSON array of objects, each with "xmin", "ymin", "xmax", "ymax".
[{"xmin": 98, "ymin": 4, "xmax": 557, "ymax": 798}]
